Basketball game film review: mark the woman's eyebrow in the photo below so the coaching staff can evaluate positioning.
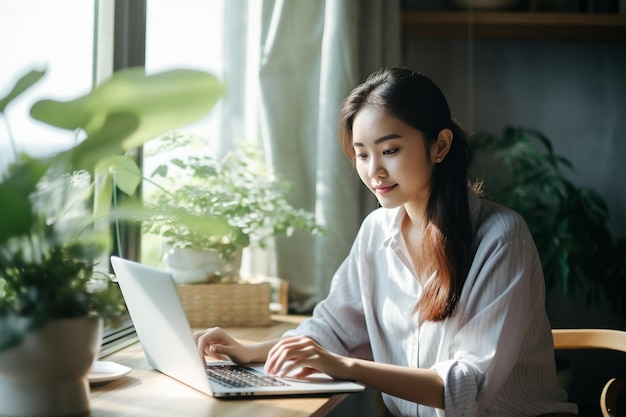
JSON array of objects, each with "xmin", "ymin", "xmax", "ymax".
[{"xmin": 353, "ymin": 133, "xmax": 402, "ymax": 147}]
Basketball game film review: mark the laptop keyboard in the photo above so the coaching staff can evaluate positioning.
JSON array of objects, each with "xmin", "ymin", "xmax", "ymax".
[{"xmin": 206, "ymin": 365, "xmax": 289, "ymax": 388}]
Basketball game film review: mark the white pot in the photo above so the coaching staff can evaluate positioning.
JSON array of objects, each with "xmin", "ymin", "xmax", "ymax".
[
  {"xmin": 0, "ymin": 317, "xmax": 103, "ymax": 417},
  {"xmin": 163, "ymin": 245, "xmax": 242, "ymax": 284}
]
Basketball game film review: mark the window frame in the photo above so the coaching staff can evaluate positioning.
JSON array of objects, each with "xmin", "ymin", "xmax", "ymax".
[{"xmin": 99, "ymin": 0, "xmax": 147, "ymax": 355}]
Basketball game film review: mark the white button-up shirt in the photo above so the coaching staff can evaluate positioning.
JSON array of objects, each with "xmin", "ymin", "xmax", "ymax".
[{"xmin": 284, "ymin": 191, "xmax": 578, "ymax": 417}]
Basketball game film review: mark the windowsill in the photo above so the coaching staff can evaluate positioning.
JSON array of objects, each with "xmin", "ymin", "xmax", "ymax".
[
  {"xmin": 99, "ymin": 331, "xmax": 138, "ymax": 358},
  {"xmin": 98, "ymin": 317, "xmax": 137, "ymax": 358}
]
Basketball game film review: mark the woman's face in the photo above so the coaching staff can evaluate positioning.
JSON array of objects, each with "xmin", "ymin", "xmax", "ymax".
[{"xmin": 352, "ymin": 106, "xmax": 435, "ymax": 210}]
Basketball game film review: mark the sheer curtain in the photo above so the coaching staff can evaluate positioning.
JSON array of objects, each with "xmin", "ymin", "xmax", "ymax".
[{"xmin": 223, "ymin": 0, "xmax": 402, "ymax": 312}]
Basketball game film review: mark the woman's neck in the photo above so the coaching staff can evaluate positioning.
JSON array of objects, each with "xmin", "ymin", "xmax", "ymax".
[
  {"xmin": 401, "ymin": 207, "xmax": 430, "ymax": 283},
  {"xmin": 402, "ymin": 200, "xmax": 427, "ymax": 231}
]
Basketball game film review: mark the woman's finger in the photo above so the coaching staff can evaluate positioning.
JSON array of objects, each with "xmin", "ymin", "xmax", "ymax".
[
  {"xmin": 290, "ymin": 366, "xmax": 319, "ymax": 379},
  {"xmin": 266, "ymin": 338, "xmax": 321, "ymax": 376},
  {"xmin": 265, "ymin": 338, "xmax": 304, "ymax": 373},
  {"xmin": 195, "ymin": 328, "xmax": 236, "ymax": 359},
  {"xmin": 203, "ymin": 344, "xmax": 230, "ymax": 361}
]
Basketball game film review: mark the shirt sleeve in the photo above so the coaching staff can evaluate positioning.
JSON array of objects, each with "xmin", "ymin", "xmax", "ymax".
[
  {"xmin": 433, "ymin": 214, "xmax": 546, "ymax": 417},
  {"xmin": 283, "ymin": 230, "xmax": 373, "ymax": 359}
]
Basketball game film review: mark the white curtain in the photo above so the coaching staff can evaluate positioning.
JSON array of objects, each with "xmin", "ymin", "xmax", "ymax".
[{"xmin": 221, "ymin": 0, "xmax": 402, "ymax": 312}]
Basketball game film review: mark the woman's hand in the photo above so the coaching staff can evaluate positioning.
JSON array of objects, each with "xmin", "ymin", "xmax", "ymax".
[
  {"xmin": 266, "ymin": 335, "xmax": 445, "ymax": 408},
  {"xmin": 264, "ymin": 335, "xmax": 351, "ymax": 380},
  {"xmin": 193, "ymin": 327, "xmax": 252, "ymax": 364}
]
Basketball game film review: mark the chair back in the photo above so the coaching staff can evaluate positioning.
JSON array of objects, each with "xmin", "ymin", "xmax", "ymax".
[{"xmin": 552, "ymin": 329, "xmax": 626, "ymax": 417}]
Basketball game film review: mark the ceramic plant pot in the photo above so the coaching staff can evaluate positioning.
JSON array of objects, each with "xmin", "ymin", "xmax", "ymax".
[
  {"xmin": 163, "ymin": 244, "xmax": 242, "ymax": 284},
  {"xmin": 0, "ymin": 317, "xmax": 103, "ymax": 417}
]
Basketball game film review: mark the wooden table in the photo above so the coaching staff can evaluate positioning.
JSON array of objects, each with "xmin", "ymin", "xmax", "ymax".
[{"xmin": 90, "ymin": 315, "xmax": 348, "ymax": 417}]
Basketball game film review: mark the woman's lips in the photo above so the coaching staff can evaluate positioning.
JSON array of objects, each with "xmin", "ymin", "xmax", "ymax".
[{"xmin": 374, "ymin": 184, "xmax": 396, "ymax": 195}]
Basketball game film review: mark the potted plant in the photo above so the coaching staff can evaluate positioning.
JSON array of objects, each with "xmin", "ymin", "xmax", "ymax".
[
  {"xmin": 0, "ymin": 67, "xmax": 223, "ymax": 416},
  {"xmin": 142, "ymin": 132, "xmax": 324, "ymax": 284},
  {"xmin": 470, "ymin": 126, "xmax": 626, "ymax": 319}
]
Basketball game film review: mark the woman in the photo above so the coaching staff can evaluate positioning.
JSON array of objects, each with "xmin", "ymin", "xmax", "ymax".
[{"xmin": 195, "ymin": 67, "xmax": 578, "ymax": 417}]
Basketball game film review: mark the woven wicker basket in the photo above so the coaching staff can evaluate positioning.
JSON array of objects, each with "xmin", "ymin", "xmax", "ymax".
[{"xmin": 177, "ymin": 282, "xmax": 272, "ymax": 328}]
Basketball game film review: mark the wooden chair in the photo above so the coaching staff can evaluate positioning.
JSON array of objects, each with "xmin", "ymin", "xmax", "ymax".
[{"xmin": 552, "ymin": 329, "xmax": 626, "ymax": 417}]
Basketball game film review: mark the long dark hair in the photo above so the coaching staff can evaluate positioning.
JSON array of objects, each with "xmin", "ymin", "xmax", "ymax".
[{"xmin": 339, "ymin": 67, "xmax": 473, "ymax": 322}]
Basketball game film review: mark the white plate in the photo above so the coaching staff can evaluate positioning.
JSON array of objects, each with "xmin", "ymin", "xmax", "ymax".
[{"xmin": 88, "ymin": 361, "xmax": 131, "ymax": 384}]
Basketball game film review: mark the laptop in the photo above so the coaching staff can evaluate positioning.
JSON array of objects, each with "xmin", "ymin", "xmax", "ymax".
[{"xmin": 110, "ymin": 256, "xmax": 364, "ymax": 397}]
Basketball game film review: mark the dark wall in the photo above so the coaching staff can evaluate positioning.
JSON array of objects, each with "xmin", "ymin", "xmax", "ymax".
[{"xmin": 403, "ymin": 38, "xmax": 626, "ymax": 238}]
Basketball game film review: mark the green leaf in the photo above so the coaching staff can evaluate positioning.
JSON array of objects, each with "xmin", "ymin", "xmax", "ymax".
[
  {"xmin": 527, "ymin": 128, "xmax": 553, "ymax": 154},
  {"xmin": 58, "ymin": 111, "xmax": 139, "ymax": 171},
  {"xmin": 0, "ymin": 158, "xmax": 50, "ymax": 243},
  {"xmin": 172, "ymin": 210, "xmax": 232, "ymax": 238},
  {"xmin": 150, "ymin": 164, "xmax": 168, "ymax": 178},
  {"xmin": 30, "ymin": 68, "xmax": 225, "ymax": 163},
  {"xmin": 0, "ymin": 182, "xmax": 34, "ymax": 243},
  {"xmin": 96, "ymin": 155, "xmax": 142, "ymax": 196},
  {"xmin": 93, "ymin": 170, "xmax": 114, "ymax": 219},
  {"xmin": 117, "ymin": 202, "xmax": 232, "ymax": 238},
  {"xmin": 93, "ymin": 154, "xmax": 143, "ymax": 218},
  {"xmin": 0, "ymin": 69, "xmax": 46, "ymax": 113}
]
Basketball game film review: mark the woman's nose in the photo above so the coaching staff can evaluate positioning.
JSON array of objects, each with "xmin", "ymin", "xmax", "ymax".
[{"xmin": 368, "ymin": 157, "xmax": 385, "ymax": 179}]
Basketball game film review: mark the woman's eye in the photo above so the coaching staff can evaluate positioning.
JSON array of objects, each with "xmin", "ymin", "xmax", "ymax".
[
  {"xmin": 383, "ymin": 148, "xmax": 398, "ymax": 156},
  {"xmin": 356, "ymin": 153, "xmax": 368, "ymax": 160}
]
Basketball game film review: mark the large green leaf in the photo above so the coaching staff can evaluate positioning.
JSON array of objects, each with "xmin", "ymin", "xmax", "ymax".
[
  {"xmin": 0, "ymin": 69, "xmax": 45, "ymax": 113},
  {"xmin": 57, "ymin": 111, "xmax": 140, "ymax": 171},
  {"xmin": 114, "ymin": 201, "xmax": 232, "ymax": 238},
  {"xmin": 30, "ymin": 68, "xmax": 225, "ymax": 170}
]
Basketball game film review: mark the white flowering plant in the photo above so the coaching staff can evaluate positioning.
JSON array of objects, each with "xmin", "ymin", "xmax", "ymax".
[
  {"xmin": 0, "ymin": 68, "xmax": 224, "ymax": 351},
  {"xmin": 143, "ymin": 133, "xmax": 324, "ymax": 264}
]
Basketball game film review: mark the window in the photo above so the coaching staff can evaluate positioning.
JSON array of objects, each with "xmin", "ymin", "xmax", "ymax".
[
  {"xmin": 141, "ymin": 0, "xmax": 229, "ymax": 267},
  {"xmin": 0, "ymin": 0, "xmax": 97, "ymax": 169},
  {"xmin": 141, "ymin": 1, "xmax": 267, "ymax": 278}
]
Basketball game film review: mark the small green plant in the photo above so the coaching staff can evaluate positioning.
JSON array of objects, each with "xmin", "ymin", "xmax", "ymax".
[
  {"xmin": 143, "ymin": 133, "xmax": 324, "ymax": 263},
  {"xmin": 0, "ymin": 68, "xmax": 224, "ymax": 351},
  {"xmin": 0, "ymin": 168, "xmax": 124, "ymax": 350},
  {"xmin": 470, "ymin": 126, "xmax": 626, "ymax": 317}
]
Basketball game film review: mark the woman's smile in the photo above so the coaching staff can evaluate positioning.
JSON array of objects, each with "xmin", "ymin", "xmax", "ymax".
[{"xmin": 374, "ymin": 184, "xmax": 397, "ymax": 195}]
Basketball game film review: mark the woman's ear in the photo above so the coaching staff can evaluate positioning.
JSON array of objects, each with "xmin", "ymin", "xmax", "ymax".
[{"xmin": 431, "ymin": 128, "xmax": 453, "ymax": 163}]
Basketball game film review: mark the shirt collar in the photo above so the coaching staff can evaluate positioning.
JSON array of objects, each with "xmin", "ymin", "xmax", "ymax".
[{"xmin": 382, "ymin": 206, "xmax": 406, "ymax": 249}]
